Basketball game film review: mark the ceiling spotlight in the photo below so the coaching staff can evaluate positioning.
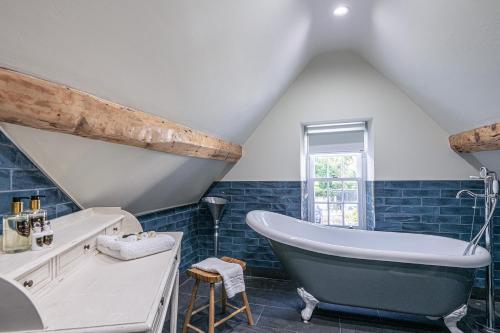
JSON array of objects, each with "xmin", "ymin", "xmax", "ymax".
[{"xmin": 333, "ymin": 5, "xmax": 349, "ymax": 17}]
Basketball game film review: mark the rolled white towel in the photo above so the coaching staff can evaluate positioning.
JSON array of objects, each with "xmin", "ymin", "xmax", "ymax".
[
  {"xmin": 97, "ymin": 234, "xmax": 175, "ymax": 260},
  {"xmin": 192, "ymin": 258, "xmax": 245, "ymax": 298}
]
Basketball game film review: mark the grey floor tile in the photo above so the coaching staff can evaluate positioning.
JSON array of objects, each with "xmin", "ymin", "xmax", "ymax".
[
  {"xmin": 257, "ymin": 306, "xmax": 304, "ymax": 332},
  {"xmin": 340, "ymin": 316, "xmax": 383, "ymax": 333},
  {"xmin": 298, "ymin": 315, "xmax": 341, "ymax": 333},
  {"xmin": 236, "ymin": 287, "xmax": 303, "ymax": 309}
]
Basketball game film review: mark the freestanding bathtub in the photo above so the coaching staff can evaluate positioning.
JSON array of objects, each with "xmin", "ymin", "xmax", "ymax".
[{"xmin": 246, "ymin": 210, "xmax": 491, "ymax": 332}]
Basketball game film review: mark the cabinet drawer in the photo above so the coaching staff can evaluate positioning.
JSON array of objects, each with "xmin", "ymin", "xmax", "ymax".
[
  {"xmin": 105, "ymin": 221, "xmax": 122, "ymax": 235},
  {"xmin": 59, "ymin": 236, "xmax": 97, "ymax": 275},
  {"xmin": 16, "ymin": 262, "xmax": 51, "ymax": 294}
]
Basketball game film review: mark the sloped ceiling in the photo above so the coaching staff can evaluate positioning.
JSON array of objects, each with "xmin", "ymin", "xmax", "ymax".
[
  {"xmin": 354, "ymin": 0, "xmax": 500, "ymax": 175},
  {"xmin": 0, "ymin": 0, "xmax": 499, "ymax": 214}
]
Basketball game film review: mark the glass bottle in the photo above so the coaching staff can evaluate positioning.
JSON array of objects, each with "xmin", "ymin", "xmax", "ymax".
[
  {"xmin": 2, "ymin": 197, "xmax": 31, "ymax": 253},
  {"xmin": 26, "ymin": 195, "xmax": 48, "ymax": 230}
]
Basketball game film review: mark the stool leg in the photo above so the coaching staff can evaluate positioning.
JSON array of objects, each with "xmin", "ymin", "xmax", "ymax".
[
  {"xmin": 241, "ymin": 291, "xmax": 254, "ymax": 326},
  {"xmin": 221, "ymin": 285, "xmax": 227, "ymax": 314},
  {"xmin": 209, "ymin": 283, "xmax": 215, "ymax": 333},
  {"xmin": 182, "ymin": 279, "xmax": 200, "ymax": 333}
]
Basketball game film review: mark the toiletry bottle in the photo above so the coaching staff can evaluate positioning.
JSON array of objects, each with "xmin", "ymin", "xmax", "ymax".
[
  {"xmin": 31, "ymin": 222, "xmax": 44, "ymax": 251},
  {"xmin": 2, "ymin": 197, "xmax": 31, "ymax": 253},
  {"xmin": 42, "ymin": 220, "xmax": 54, "ymax": 247},
  {"xmin": 26, "ymin": 195, "xmax": 52, "ymax": 246},
  {"xmin": 26, "ymin": 195, "xmax": 47, "ymax": 229}
]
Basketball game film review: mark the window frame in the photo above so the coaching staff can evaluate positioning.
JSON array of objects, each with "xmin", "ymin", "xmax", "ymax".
[{"xmin": 305, "ymin": 124, "xmax": 367, "ymax": 229}]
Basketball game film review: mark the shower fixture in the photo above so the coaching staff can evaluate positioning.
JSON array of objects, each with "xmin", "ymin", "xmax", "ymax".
[
  {"xmin": 202, "ymin": 196, "xmax": 227, "ymax": 257},
  {"xmin": 457, "ymin": 167, "xmax": 499, "ymax": 332}
]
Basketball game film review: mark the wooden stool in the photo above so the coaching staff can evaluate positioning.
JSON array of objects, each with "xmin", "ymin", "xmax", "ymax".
[{"xmin": 182, "ymin": 257, "xmax": 254, "ymax": 333}]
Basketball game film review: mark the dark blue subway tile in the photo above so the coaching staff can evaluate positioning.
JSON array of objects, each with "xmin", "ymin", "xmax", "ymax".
[
  {"xmin": 375, "ymin": 222, "xmax": 402, "ymax": 231},
  {"xmin": 384, "ymin": 198, "xmax": 421, "ymax": 206},
  {"xmin": 375, "ymin": 189, "xmax": 402, "ymax": 197},
  {"xmin": 384, "ymin": 214, "xmax": 421, "ymax": 223},
  {"xmin": 441, "ymin": 190, "xmax": 462, "ymax": 198},
  {"xmin": 440, "ymin": 206, "xmax": 476, "ymax": 216},
  {"xmin": 218, "ymin": 188, "xmax": 244, "ymax": 196},
  {"xmin": 244, "ymin": 188, "xmax": 273, "ymax": 196},
  {"xmin": 0, "ymin": 145, "xmax": 36, "ymax": 169},
  {"xmin": 12, "ymin": 170, "xmax": 54, "ymax": 190},
  {"xmin": 420, "ymin": 181, "xmax": 461, "ymax": 189},
  {"xmin": 421, "ymin": 198, "xmax": 460, "ymax": 207},
  {"xmin": 0, "ymin": 169, "xmax": 10, "ymax": 191},
  {"xmin": 402, "ymin": 223, "xmax": 439, "ymax": 232},
  {"xmin": 421, "ymin": 215, "xmax": 461, "ymax": 224},
  {"xmin": 384, "ymin": 181, "xmax": 421, "ymax": 189},
  {"xmin": 375, "ymin": 206, "xmax": 401, "ymax": 214},
  {"xmin": 440, "ymin": 224, "xmax": 472, "ymax": 234},
  {"xmin": 400, "ymin": 206, "xmax": 438, "ymax": 215},
  {"xmin": 403, "ymin": 189, "xmax": 440, "ymax": 197},
  {"xmin": 460, "ymin": 180, "xmax": 484, "ymax": 189}
]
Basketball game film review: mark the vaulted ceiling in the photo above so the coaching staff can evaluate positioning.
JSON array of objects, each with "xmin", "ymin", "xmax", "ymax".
[{"xmin": 0, "ymin": 0, "xmax": 499, "ymax": 213}]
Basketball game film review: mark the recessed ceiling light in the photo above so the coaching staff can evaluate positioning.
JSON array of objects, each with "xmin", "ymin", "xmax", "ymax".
[{"xmin": 333, "ymin": 5, "xmax": 349, "ymax": 17}]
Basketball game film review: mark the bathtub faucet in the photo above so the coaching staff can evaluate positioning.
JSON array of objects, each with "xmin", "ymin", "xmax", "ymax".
[
  {"xmin": 457, "ymin": 167, "xmax": 499, "ymax": 331},
  {"xmin": 455, "ymin": 189, "xmax": 483, "ymax": 199},
  {"xmin": 459, "ymin": 169, "xmax": 498, "ymax": 256}
]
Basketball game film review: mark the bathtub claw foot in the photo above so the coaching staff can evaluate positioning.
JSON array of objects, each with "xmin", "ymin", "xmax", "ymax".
[
  {"xmin": 297, "ymin": 288, "xmax": 319, "ymax": 323},
  {"xmin": 443, "ymin": 304, "xmax": 467, "ymax": 333}
]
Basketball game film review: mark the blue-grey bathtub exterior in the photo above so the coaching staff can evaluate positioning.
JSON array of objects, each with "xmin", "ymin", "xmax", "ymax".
[{"xmin": 271, "ymin": 240, "xmax": 475, "ymax": 317}]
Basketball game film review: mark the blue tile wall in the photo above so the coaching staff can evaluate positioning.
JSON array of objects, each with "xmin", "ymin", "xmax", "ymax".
[
  {"xmin": 5, "ymin": 129, "xmax": 495, "ymax": 291},
  {"xmin": 0, "ymin": 130, "xmax": 80, "ymax": 234},
  {"xmin": 137, "ymin": 204, "xmax": 200, "ymax": 271},
  {"xmin": 198, "ymin": 181, "xmax": 302, "ymax": 271},
  {"xmin": 371, "ymin": 180, "xmax": 499, "ymax": 288}
]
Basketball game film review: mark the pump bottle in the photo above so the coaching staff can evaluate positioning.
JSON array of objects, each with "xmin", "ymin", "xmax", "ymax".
[{"xmin": 2, "ymin": 197, "xmax": 31, "ymax": 253}]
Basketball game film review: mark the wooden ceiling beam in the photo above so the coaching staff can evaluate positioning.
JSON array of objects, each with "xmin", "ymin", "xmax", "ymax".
[
  {"xmin": 449, "ymin": 122, "xmax": 500, "ymax": 153},
  {"xmin": 0, "ymin": 68, "xmax": 242, "ymax": 162}
]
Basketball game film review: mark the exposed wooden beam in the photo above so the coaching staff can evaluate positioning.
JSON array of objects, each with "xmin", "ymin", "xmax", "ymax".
[
  {"xmin": 0, "ymin": 68, "xmax": 242, "ymax": 162},
  {"xmin": 449, "ymin": 122, "xmax": 500, "ymax": 153}
]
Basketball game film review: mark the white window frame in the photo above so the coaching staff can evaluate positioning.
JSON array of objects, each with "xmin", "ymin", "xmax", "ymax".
[{"xmin": 305, "ymin": 122, "xmax": 367, "ymax": 229}]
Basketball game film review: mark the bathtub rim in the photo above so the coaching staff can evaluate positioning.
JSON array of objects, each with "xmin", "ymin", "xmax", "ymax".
[{"xmin": 246, "ymin": 210, "xmax": 490, "ymax": 269}]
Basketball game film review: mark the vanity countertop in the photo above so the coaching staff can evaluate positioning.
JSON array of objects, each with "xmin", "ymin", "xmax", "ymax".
[{"xmin": 0, "ymin": 208, "xmax": 125, "ymax": 278}]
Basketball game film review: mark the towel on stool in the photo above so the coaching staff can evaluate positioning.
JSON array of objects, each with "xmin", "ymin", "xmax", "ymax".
[
  {"xmin": 192, "ymin": 258, "xmax": 245, "ymax": 298},
  {"xmin": 97, "ymin": 234, "xmax": 175, "ymax": 260}
]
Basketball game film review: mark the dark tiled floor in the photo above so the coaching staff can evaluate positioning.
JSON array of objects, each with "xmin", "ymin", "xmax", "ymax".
[{"xmin": 165, "ymin": 276, "xmax": 499, "ymax": 332}]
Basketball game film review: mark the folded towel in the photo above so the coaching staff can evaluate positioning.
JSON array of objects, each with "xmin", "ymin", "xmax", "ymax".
[
  {"xmin": 97, "ymin": 234, "xmax": 175, "ymax": 260},
  {"xmin": 192, "ymin": 258, "xmax": 245, "ymax": 298}
]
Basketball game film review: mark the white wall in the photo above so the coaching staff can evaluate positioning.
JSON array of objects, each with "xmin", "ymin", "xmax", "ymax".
[{"xmin": 224, "ymin": 51, "xmax": 477, "ymax": 181}]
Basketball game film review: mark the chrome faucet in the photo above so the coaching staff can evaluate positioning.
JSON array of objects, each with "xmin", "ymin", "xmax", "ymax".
[
  {"xmin": 456, "ymin": 189, "xmax": 483, "ymax": 199},
  {"xmin": 458, "ymin": 167, "xmax": 499, "ymax": 330}
]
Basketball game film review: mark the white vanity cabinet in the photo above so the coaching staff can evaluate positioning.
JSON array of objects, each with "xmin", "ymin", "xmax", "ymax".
[{"xmin": 0, "ymin": 207, "xmax": 181, "ymax": 333}]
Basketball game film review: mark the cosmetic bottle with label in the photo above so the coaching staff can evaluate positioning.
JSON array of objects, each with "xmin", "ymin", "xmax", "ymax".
[
  {"xmin": 26, "ymin": 195, "xmax": 53, "ymax": 247},
  {"xmin": 42, "ymin": 220, "xmax": 54, "ymax": 247},
  {"xmin": 26, "ymin": 195, "xmax": 48, "ymax": 228},
  {"xmin": 31, "ymin": 222, "xmax": 44, "ymax": 251},
  {"xmin": 2, "ymin": 197, "xmax": 31, "ymax": 253}
]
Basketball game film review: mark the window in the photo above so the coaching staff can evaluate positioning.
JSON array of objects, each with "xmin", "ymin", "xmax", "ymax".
[{"xmin": 305, "ymin": 122, "xmax": 367, "ymax": 228}]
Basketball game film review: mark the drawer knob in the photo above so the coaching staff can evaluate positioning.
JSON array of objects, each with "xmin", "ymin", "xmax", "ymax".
[
  {"xmin": 160, "ymin": 296, "xmax": 165, "ymax": 306},
  {"xmin": 23, "ymin": 280, "xmax": 34, "ymax": 288},
  {"xmin": 83, "ymin": 244, "xmax": 90, "ymax": 250},
  {"xmin": 113, "ymin": 227, "xmax": 118, "ymax": 231}
]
